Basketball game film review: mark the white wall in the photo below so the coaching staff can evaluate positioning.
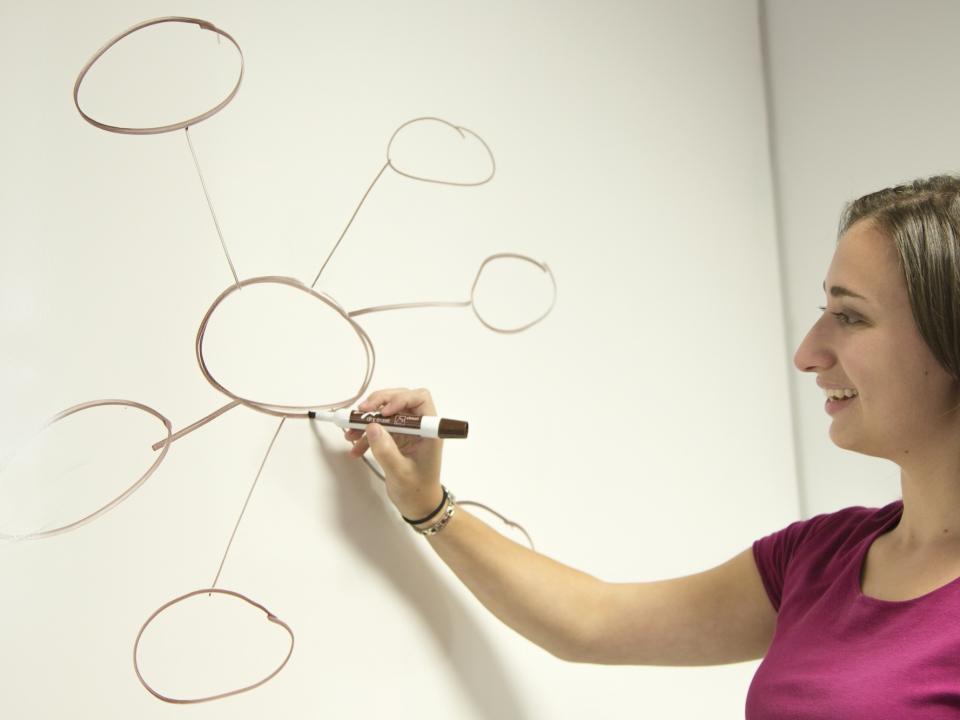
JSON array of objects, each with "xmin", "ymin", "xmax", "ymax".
[
  {"xmin": 761, "ymin": 0, "xmax": 960, "ymax": 518},
  {"xmin": 0, "ymin": 2, "xmax": 793, "ymax": 718}
]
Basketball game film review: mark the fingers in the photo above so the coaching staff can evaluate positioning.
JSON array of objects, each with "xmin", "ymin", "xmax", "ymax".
[
  {"xmin": 348, "ymin": 433, "xmax": 369, "ymax": 457},
  {"xmin": 345, "ymin": 428, "xmax": 422, "ymax": 458},
  {"xmin": 345, "ymin": 388, "xmax": 436, "ymax": 460},
  {"xmin": 357, "ymin": 388, "xmax": 436, "ymax": 417}
]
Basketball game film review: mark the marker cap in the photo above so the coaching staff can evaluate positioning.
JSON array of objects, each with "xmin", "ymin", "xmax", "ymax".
[{"xmin": 438, "ymin": 419, "xmax": 468, "ymax": 439}]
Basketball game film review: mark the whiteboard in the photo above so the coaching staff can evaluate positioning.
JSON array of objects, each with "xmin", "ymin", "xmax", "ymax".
[{"xmin": 0, "ymin": 1, "xmax": 797, "ymax": 717}]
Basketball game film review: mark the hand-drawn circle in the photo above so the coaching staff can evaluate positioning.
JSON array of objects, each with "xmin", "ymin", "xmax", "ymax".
[
  {"xmin": 0, "ymin": 399, "xmax": 172, "ymax": 541},
  {"xmin": 360, "ymin": 451, "xmax": 535, "ymax": 549},
  {"xmin": 73, "ymin": 16, "xmax": 244, "ymax": 135},
  {"xmin": 133, "ymin": 587, "xmax": 295, "ymax": 704},
  {"xmin": 386, "ymin": 116, "xmax": 496, "ymax": 186},
  {"xmin": 458, "ymin": 500, "xmax": 536, "ymax": 550},
  {"xmin": 196, "ymin": 276, "xmax": 375, "ymax": 417},
  {"xmin": 469, "ymin": 253, "xmax": 557, "ymax": 333}
]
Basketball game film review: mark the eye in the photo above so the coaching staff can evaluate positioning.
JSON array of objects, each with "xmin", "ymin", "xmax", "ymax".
[{"xmin": 817, "ymin": 306, "xmax": 861, "ymax": 326}]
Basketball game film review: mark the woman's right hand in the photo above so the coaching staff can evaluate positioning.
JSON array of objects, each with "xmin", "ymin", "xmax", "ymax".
[{"xmin": 343, "ymin": 387, "xmax": 445, "ymax": 521}]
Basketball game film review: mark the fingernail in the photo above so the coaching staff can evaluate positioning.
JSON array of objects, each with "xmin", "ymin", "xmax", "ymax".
[{"xmin": 366, "ymin": 423, "xmax": 381, "ymax": 440}]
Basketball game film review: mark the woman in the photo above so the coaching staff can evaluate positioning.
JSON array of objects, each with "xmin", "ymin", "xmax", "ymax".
[{"xmin": 344, "ymin": 175, "xmax": 960, "ymax": 717}]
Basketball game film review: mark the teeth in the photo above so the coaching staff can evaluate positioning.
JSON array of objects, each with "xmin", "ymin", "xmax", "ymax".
[{"xmin": 823, "ymin": 388, "xmax": 858, "ymax": 400}]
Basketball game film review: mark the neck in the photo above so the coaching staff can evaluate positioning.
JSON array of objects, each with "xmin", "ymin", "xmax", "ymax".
[{"xmin": 893, "ymin": 459, "xmax": 960, "ymax": 550}]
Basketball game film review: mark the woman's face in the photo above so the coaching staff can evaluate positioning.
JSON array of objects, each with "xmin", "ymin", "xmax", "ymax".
[{"xmin": 793, "ymin": 218, "xmax": 960, "ymax": 461}]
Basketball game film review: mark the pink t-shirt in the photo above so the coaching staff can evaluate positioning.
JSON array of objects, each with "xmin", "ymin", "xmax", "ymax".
[{"xmin": 747, "ymin": 500, "xmax": 960, "ymax": 718}]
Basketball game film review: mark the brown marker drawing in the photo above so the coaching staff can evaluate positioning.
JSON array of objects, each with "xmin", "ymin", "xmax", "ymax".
[{"xmin": 3, "ymin": 15, "xmax": 553, "ymax": 704}]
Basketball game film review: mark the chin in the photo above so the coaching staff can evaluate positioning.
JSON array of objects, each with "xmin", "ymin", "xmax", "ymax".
[
  {"xmin": 829, "ymin": 430, "xmax": 856, "ymax": 452},
  {"xmin": 829, "ymin": 426, "xmax": 889, "ymax": 460}
]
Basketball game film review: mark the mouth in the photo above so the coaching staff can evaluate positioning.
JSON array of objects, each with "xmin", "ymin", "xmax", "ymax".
[{"xmin": 825, "ymin": 394, "xmax": 857, "ymax": 415}]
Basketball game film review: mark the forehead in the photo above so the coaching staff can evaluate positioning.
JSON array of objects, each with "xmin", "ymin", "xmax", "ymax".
[{"xmin": 826, "ymin": 219, "xmax": 905, "ymax": 306}]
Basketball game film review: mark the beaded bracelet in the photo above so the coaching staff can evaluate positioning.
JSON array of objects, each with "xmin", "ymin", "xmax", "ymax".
[{"xmin": 415, "ymin": 492, "xmax": 457, "ymax": 536}]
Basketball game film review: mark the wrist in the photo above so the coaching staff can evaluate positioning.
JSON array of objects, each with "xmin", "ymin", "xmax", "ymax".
[
  {"xmin": 411, "ymin": 490, "xmax": 457, "ymax": 537},
  {"xmin": 397, "ymin": 485, "xmax": 445, "ymax": 523}
]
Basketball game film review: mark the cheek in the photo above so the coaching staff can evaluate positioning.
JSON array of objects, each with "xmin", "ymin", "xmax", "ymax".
[
  {"xmin": 917, "ymin": 365, "xmax": 960, "ymax": 417},
  {"xmin": 864, "ymin": 354, "xmax": 949, "ymax": 420},
  {"xmin": 844, "ymin": 345, "xmax": 903, "ymax": 411},
  {"xmin": 841, "ymin": 347, "xmax": 876, "ymax": 392},
  {"xmin": 899, "ymin": 331, "xmax": 955, "ymax": 397}
]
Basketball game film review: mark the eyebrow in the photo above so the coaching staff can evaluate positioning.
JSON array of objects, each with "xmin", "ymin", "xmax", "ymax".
[{"xmin": 823, "ymin": 281, "xmax": 869, "ymax": 302}]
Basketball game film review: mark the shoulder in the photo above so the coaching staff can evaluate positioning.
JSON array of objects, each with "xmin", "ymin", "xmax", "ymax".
[
  {"xmin": 762, "ymin": 500, "xmax": 901, "ymax": 547},
  {"xmin": 805, "ymin": 500, "xmax": 901, "ymax": 543},
  {"xmin": 752, "ymin": 500, "xmax": 902, "ymax": 610}
]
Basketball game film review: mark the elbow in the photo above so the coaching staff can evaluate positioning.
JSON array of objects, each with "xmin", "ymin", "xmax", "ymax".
[
  {"xmin": 544, "ymin": 643, "xmax": 584, "ymax": 663},
  {"xmin": 520, "ymin": 630, "xmax": 594, "ymax": 664},
  {"xmin": 548, "ymin": 642, "xmax": 617, "ymax": 665},
  {"xmin": 541, "ymin": 629, "xmax": 604, "ymax": 664},
  {"xmin": 546, "ymin": 582, "xmax": 612, "ymax": 664}
]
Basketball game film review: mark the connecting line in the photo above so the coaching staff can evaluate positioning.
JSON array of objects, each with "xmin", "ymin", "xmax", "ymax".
[
  {"xmin": 309, "ymin": 161, "xmax": 390, "ymax": 289},
  {"xmin": 185, "ymin": 126, "xmax": 241, "ymax": 289},
  {"xmin": 347, "ymin": 300, "xmax": 471, "ymax": 318},
  {"xmin": 211, "ymin": 418, "xmax": 286, "ymax": 588},
  {"xmin": 152, "ymin": 400, "xmax": 242, "ymax": 451}
]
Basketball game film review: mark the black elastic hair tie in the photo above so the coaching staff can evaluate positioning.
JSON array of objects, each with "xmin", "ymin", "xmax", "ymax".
[{"xmin": 402, "ymin": 486, "xmax": 448, "ymax": 525}]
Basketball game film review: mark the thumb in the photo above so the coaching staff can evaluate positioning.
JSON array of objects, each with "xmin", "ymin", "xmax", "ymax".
[{"xmin": 364, "ymin": 423, "xmax": 403, "ymax": 474}]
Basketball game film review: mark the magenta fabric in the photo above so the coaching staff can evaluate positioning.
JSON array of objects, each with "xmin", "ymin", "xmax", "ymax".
[{"xmin": 746, "ymin": 500, "xmax": 960, "ymax": 718}]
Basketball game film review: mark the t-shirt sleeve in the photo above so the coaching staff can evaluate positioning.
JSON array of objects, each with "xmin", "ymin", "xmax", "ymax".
[
  {"xmin": 752, "ymin": 505, "xmax": 885, "ymax": 613},
  {"xmin": 752, "ymin": 516, "xmax": 818, "ymax": 612}
]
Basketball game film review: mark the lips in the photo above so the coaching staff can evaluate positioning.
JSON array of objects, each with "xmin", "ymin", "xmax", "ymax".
[
  {"xmin": 825, "ymin": 394, "xmax": 857, "ymax": 416},
  {"xmin": 823, "ymin": 389, "xmax": 858, "ymax": 400}
]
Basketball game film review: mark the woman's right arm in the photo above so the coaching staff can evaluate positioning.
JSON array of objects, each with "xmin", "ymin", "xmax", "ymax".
[{"xmin": 347, "ymin": 388, "xmax": 777, "ymax": 666}]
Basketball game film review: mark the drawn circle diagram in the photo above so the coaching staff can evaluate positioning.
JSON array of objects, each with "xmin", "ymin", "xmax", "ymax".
[
  {"xmin": 72, "ymin": 16, "xmax": 244, "ymax": 135},
  {"xmin": 22, "ymin": 14, "xmax": 557, "ymax": 707},
  {"xmin": 469, "ymin": 253, "xmax": 557, "ymax": 333},
  {"xmin": 133, "ymin": 587, "xmax": 295, "ymax": 704},
  {"xmin": 387, "ymin": 116, "xmax": 496, "ymax": 186},
  {"xmin": 195, "ymin": 276, "xmax": 376, "ymax": 416},
  {"xmin": 0, "ymin": 399, "xmax": 172, "ymax": 541}
]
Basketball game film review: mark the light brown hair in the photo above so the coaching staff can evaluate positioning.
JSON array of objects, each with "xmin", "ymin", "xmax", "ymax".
[{"xmin": 839, "ymin": 175, "xmax": 960, "ymax": 382}]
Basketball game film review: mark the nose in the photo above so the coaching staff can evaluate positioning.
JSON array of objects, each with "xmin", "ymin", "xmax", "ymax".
[{"xmin": 793, "ymin": 312, "xmax": 835, "ymax": 374}]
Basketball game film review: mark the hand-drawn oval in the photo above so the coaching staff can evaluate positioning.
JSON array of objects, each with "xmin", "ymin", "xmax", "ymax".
[
  {"xmin": 0, "ymin": 399, "xmax": 171, "ymax": 541},
  {"xmin": 458, "ymin": 500, "xmax": 536, "ymax": 550},
  {"xmin": 469, "ymin": 253, "xmax": 557, "ymax": 333},
  {"xmin": 73, "ymin": 17, "xmax": 244, "ymax": 135},
  {"xmin": 196, "ymin": 276, "xmax": 375, "ymax": 416},
  {"xmin": 386, "ymin": 116, "xmax": 496, "ymax": 186},
  {"xmin": 133, "ymin": 588, "xmax": 294, "ymax": 704}
]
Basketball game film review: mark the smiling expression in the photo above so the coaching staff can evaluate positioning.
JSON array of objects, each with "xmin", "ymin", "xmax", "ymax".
[{"xmin": 793, "ymin": 218, "xmax": 960, "ymax": 460}]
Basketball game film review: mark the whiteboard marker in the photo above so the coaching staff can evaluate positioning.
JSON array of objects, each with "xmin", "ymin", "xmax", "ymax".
[{"xmin": 307, "ymin": 409, "xmax": 468, "ymax": 439}]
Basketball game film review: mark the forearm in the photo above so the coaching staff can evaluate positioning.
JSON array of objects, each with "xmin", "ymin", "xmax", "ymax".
[
  {"xmin": 347, "ymin": 389, "xmax": 605, "ymax": 660},
  {"xmin": 424, "ymin": 506, "xmax": 605, "ymax": 662}
]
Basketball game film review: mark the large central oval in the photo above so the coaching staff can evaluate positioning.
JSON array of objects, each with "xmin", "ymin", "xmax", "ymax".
[{"xmin": 198, "ymin": 280, "xmax": 371, "ymax": 410}]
